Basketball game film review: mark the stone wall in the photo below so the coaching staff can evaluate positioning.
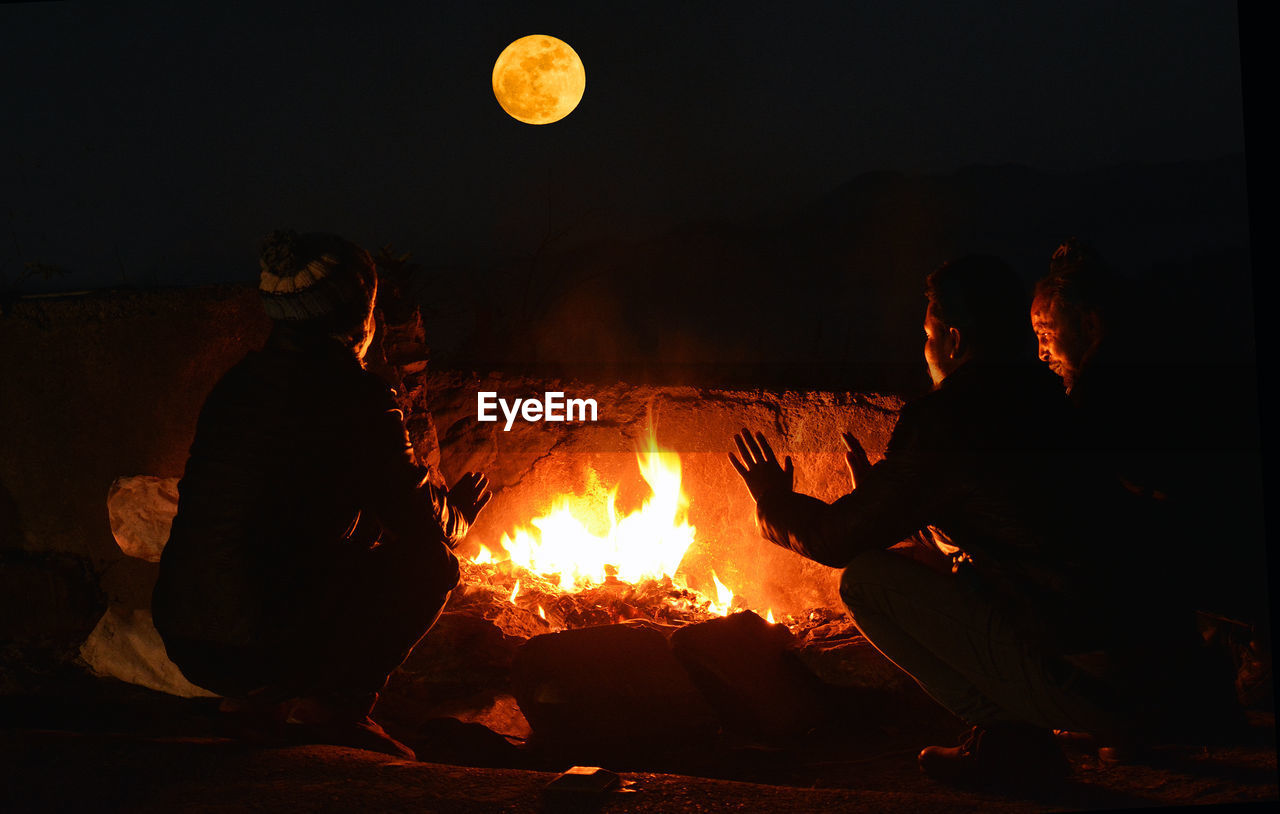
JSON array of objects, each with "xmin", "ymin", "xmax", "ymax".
[{"xmin": 1, "ymin": 287, "xmax": 271, "ymax": 688}]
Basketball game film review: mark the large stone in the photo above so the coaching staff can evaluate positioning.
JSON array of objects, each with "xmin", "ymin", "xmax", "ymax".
[
  {"xmin": 510, "ymin": 622, "xmax": 717, "ymax": 745},
  {"xmin": 434, "ymin": 690, "xmax": 532, "ymax": 742},
  {"xmin": 791, "ymin": 616, "xmax": 916, "ymax": 692},
  {"xmin": 393, "ymin": 610, "xmax": 526, "ymax": 691},
  {"xmin": 0, "ymin": 549, "xmax": 105, "ymax": 692},
  {"xmin": 79, "ymin": 606, "xmax": 217, "ymax": 698},
  {"xmin": 106, "ymin": 475, "xmax": 179, "ymax": 562},
  {"xmin": 670, "ymin": 610, "xmax": 831, "ymax": 738},
  {"xmin": 0, "ymin": 549, "xmax": 103, "ymax": 646}
]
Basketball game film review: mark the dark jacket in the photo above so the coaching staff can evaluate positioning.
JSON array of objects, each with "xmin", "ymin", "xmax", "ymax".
[
  {"xmin": 153, "ymin": 333, "xmax": 464, "ymax": 649},
  {"xmin": 1069, "ymin": 344, "xmax": 1267, "ymax": 623},
  {"xmin": 755, "ymin": 360, "xmax": 1149, "ymax": 651}
]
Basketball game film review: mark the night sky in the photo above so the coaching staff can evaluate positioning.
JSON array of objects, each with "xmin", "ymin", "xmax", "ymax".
[{"xmin": 2, "ymin": 1, "xmax": 1248, "ymax": 292}]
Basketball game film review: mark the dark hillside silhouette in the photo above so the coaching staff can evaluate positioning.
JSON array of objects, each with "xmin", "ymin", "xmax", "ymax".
[{"xmin": 422, "ymin": 156, "xmax": 1253, "ymax": 397}]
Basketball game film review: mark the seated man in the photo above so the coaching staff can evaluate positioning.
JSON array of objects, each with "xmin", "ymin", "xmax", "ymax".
[
  {"xmin": 1030, "ymin": 238, "xmax": 1112, "ymax": 397},
  {"xmin": 1029, "ymin": 238, "xmax": 1169, "ymax": 497},
  {"xmin": 730, "ymin": 256, "xmax": 1223, "ymax": 786},
  {"xmin": 1031, "ymin": 238, "xmax": 1266, "ymax": 694},
  {"xmin": 152, "ymin": 230, "xmax": 490, "ymax": 758}
]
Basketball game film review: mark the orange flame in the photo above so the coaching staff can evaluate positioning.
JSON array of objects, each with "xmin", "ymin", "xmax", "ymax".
[
  {"xmin": 708, "ymin": 570, "xmax": 735, "ymax": 616},
  {"xmin": 473, "ymin": 424, "xmax": 776, "ymax": 623},
  {"xmin": 491, "ymin": 427, "xmax": 695, "ymax": 591}
]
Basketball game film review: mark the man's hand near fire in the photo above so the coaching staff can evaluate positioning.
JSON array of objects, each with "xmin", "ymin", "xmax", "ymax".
[
  {"xmin": 729, "ymin": 429, "xmax": 793, "ymax": 502},
  {"xmin": 842, "ymin": 431, "xmax": 871, "ymax": 491},
  {"xmin": 448, "ymin": 471, "xmax": 492, "ymax": 525}
]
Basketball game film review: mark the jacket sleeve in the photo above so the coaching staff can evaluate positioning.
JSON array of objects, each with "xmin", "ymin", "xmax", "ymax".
[
  {"xmin": 353, "ymin": 380, "xmax": 469, "ymax": 556},
  {"xmin": 752, "ymin": 405, "xmax": 942, "ymax": 568}
]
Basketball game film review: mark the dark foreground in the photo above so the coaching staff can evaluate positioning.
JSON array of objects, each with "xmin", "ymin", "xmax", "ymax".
[{"xmin": 2, "ymin": 673, "xmax": 1276, "ymax": 813}]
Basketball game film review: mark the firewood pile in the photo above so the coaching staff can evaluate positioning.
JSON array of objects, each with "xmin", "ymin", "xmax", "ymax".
[{"xmin": 452, "ymin": 559, "xmax": 734, "ymax": 635}]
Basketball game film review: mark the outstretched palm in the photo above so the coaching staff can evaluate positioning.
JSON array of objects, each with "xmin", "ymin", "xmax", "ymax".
[
  {"xmin": 448, "ymin": 471, "xmax": 492, "ymax": 525},
  {"xmin": 728, "ymin": 428, "xmax": 794, "ymax": 502}
]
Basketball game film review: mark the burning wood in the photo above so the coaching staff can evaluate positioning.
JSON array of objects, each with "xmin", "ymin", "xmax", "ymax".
[
  {"xmin": 454, "ymin": 560, "xmax": 736, "ymax": 632},
  {"xmin": 455, "ymin": 423, "xmax": 769, "ymax": 630}
]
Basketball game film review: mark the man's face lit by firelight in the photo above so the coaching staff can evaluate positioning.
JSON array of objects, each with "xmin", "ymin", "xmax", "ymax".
[
  {"xmin": 1031, "ymin": 293, "xmax": 1090, "ymax": 392},
  {"xmin": 923, "ymin": 302, "xmax": 958, "ymax": 388},
  {"xmin": 355, "ymin": 279, "xmax": 378, "ymax": 362}
]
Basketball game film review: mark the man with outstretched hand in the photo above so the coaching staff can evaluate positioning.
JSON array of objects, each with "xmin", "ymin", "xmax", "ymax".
[{"xmin": 730, "ymin": 256, "xmax": 1226, "ymax": 786}]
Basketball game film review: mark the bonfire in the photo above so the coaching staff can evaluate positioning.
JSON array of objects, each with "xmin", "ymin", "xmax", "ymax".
[{"xmin": 450, "ymin": 426, "xmax": 780, "ymax": 632}]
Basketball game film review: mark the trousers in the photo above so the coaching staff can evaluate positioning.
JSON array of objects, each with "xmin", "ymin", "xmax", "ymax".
[
  {"xmin": 162, "ymin": 532, "xmax": 453, "ymax": 702},
  {"xmin": 840, "ymin": 547, "xmax": 1140, "ymax": 737}
]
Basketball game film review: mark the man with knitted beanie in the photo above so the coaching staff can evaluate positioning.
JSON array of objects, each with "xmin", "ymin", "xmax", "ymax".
[{"xmin": 153, "ymin": 230, "xmax": 491, "ymax": 759}]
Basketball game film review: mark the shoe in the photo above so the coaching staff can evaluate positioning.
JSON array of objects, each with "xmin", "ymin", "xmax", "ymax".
[
  {"xmin": 918, "ymin": 725, "xmax": 1070, "ymax": 787},
  {"xmin": 1052, "ymin": 729, "xmax": 1097, "ymax": 747},
  {"xmin": 217, "ymin": 688, "xmax": 288, "ymax": 743},
  {"xmin": 277, "ymin": 695, "xmax": 417, "ymax": 760},
  {"xmin": 1097, "ymin": 739, "xmax": 1153, "ymax": 766},
  {"xmin": 332, "ymin": 716, "xmax": 418, "ymax": 760}
]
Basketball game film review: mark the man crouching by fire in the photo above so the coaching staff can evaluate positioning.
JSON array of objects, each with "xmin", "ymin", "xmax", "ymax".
[
  {"xmin": 152, "ymin": 230, "xmax": 491, "ymax": 759},
  {"xmin": 730, "ymin": 256, "xmax": 1231, "ymax": 788}
]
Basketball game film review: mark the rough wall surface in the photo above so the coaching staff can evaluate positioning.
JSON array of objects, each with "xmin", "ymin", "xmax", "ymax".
[
  {"xmin": 1, "ymin": 287, "xmax": 270, "ymax": 563},
  {"xmin": 1, "ymin": 287, "xmax": 270, "ymax": 687},
  {"xmin": 1, "ymin": 287, "xmax": 904, "ymax": 661},
  {"xmin": 2, "ymin": 286, "xmax": 270, "ymax": 643}
]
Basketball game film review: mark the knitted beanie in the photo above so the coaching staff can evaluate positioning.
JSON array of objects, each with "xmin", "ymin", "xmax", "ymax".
[
  {"xmin": 1048, "ymin": 237, "xmax": 1108, "ymax": 278},
  {"xmin": 258, "ymin": 230, "xmax": 375, "ymax": 323}
]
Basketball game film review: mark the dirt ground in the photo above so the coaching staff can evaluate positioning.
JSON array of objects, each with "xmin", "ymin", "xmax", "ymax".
[{"xmin": 3, "ymin": 671, "xmax": 1275, "ymax": 813}]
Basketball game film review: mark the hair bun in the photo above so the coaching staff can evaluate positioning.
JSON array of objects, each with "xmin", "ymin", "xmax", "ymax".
[{"xmin": 259, "ymin": 229, "xmax": 301, "ymax": 275}]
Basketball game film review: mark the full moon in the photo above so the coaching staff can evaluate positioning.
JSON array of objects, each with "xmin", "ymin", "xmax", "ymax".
[{"xmin": 492, "ymin": 35, "xmax": 585, "ymax": 125}]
